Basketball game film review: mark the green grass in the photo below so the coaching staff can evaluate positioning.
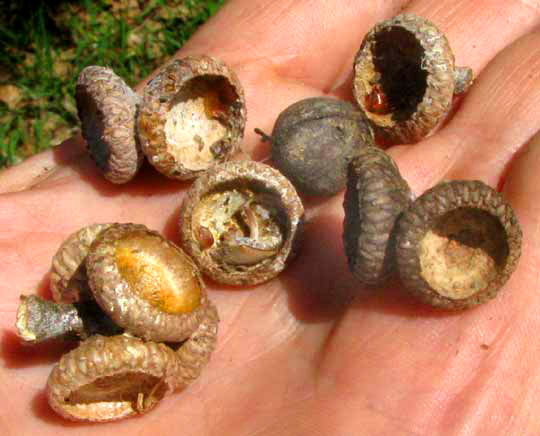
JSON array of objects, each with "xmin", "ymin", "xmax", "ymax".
[{"xmin": 0, "ymin": 0, "xmax": 225, "ymax": 169}]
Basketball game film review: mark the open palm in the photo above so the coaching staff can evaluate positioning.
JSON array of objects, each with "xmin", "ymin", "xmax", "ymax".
[{"xmin": 1, "ymin": 0, "xmax": 540, "ymax": 434}]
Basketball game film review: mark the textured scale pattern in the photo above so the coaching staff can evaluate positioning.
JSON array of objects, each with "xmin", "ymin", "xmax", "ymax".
[
  {"xmin": 395, "ymin": 180, "xmax": 522, "ymax": 309},
  {"xmin": 343, "ymin": 147, "xmax": 412, "ymax": 285},
  {"xmin": 87, "ymin": 223, "xmax": 209, "ymax": 342},
  {"xmin": 50, "ymin": 223, "xmax": 113, "ymax": 303},
  {"xmin": 353, "ymin": 14, "xmax": 461, "ymax": 145},
  {"xmin": 180, "ymin": 160, "xmax": 304, "ymax": 285},
  {"xmin": 76, "ymin": 66, "xmax": 143, "ymax": 183},
  {"xmin": 137, "ymin": 55, "xmax": 246, "ymax": 180},
  {"xmin": 47, "ymin": 334, "xmax": 180, "ymax": 422}
]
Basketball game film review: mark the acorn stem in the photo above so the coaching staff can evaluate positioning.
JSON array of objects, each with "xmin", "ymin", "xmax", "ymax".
[
  {"xmin": 454, "ymin": 66, "xmax": 473, "ymax": 94},
  {"xmin": 16, "ymin": 295, "xmax": 85, "ymax": 343},
  {"xmin": 254, "ymin": 128, "xmax": 273, "ymax": 143}
]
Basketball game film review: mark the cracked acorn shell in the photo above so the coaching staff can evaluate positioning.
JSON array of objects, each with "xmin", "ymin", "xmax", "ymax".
[
  {"xmin": 264, "ymin": 97, "xmax": 374, "ymax": 196},
  {"xmin": 343, "ymin": 146, "xmax": 412, "ymax": 285},
  {"xmin": 86, "ymin": 223, "xmax": 209, "ymax": 342},
  {"xmin": 47, "ymin": 334, "xmax": 180, "ymax": 422},
  {"xmin": 50, "ymin": 223, "xmax": 113, "ymax": 303},
  {"xmin": 76, "ymin": 66, "xmax": 143, "ymax": 183},
  {"xmin": 353, "ymin": 14, "xmax": 473, "ymax": 145},
  {"xmin": 179, "ymin": 160, "xmax": 304, "ymax": 285},
  {"xmin": 137, "ymin": 55, "xmax": 246, "ymax": 180},
  {"xmin": 395, "ymin": 180, "xmax": 522, "ymax": 309}
]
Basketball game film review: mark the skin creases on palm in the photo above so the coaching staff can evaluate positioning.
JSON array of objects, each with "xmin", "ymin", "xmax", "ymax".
[{"xmin": 1, "ymin": 0, "xmax": 540, "ymax": 434}]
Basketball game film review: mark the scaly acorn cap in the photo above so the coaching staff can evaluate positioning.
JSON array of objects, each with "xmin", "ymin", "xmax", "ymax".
[
  {"xmin": 395, "ymin": 180, "xmax": 522, "ymax": 309},
  {"xmin": 179, "ymin": 160, "xmax": 304, "ymax": 285},
  {"xmin": 137, "ymin": 55, "xmax": 246, "ymax": 180},
  {"xmin": 46, "ymin": 334, "xmax": 180, "ymax": 422},
  {"xmin": 353, "ymin": 14, "xmax": 473, "ymax": 145},
  {"xmin": 343, "ymin": 146, "xmax": 412, "ymax": 285},
  {"xmin": 76, "ymin": 66, "xmax": 143, "ymax": 183},
  {"xmin": 86, "ymin": 223, "xmax": 209, "ymax": 342},
  {"xmin": 50, "ymin": 223, "xmax": 113, "ymax": 303}
]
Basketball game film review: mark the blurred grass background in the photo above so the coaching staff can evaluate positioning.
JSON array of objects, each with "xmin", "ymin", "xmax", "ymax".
[{"xmin": 0, "ymin": 0, "xmax": 224, "ymax": 169}]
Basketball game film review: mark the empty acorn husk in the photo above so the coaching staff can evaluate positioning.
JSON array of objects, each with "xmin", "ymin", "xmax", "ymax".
[
  {"xmin": 395, "ymin": 180, "xmax": 521, "ymax": 309},
  {"xmin": 137, "ymin": 55, "xmax": 246, "ymax": 180},
  {"xmin": 353, "ymin": 14, "xmax": 473, "ymax": 145}
]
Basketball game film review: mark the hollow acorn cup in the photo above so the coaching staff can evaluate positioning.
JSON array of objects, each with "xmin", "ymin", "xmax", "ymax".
[
  {"xmin": 343, "ymin": 146, "xmax": 412, "ymax": 285},
  {"xmin": 395, "ymin": 180, "xmax": 521, "ymax": 309},
  {"xmin": 179, "ymin": 160, "xmax": 304, "ymax": 285},
  {"xmin": 353, "ymin": 14, "xmax": 473, "ymax": 145},
  {"xmin": 86, "ymin": 223, "xmax": 209, "ymax": 342},
  {"xmin": 256, "ymin": 97, "xmax": 374, "ymax": 196},
  {"xmin": 138, "ymin": 55, "xmax": 246, "ymax": 180},
  {"xmin": 76, "ymin": 66, "xmax": 143, "ymax": 183}
]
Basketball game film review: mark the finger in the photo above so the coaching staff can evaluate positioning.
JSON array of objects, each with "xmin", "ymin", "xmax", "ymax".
[{"xmin": 389, "ymin": 28, "xmax": 540, "ymax": 195}]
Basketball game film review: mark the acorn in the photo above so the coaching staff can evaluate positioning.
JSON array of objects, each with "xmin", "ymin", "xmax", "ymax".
[
  {"xmin": 76, "ymin": 67, "xmax": 143, "ymax": 183},
  {"xmin": 46, "ymin": 334, "xmax": 180, "ymax": 422},
  {"xmin": 395, "ymin": 180, "xmax": 522, "ymax": 309},
  {"xmin": 353, "ymin": 14, "xmax": 473, "ymax": 145},
  {"xmin": 255, "ymin": 97, "xmax": 374, "ymax": 196},
  {"xmin": 137, "ymin": 55, "xmax": 246, "ymax": 180},
  {"xmin": 179, "ymin": 160, "xmax": 304, "ymax": 285},
  {"xmin": 343, "ymin": 146, "xmax": 412, "ymax": 285},
  {"xmin": 50, "ymin": 223, "xmax": 113, "ymax": 303},
  {"xmin": 86, "ymin": 223, "xmax": 209, "ymax": 342}
]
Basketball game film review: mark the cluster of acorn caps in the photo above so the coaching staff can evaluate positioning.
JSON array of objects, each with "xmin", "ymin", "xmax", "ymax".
[{"xmin": 16, "ymin": 13, "xmax": 522, "ymax": 422}]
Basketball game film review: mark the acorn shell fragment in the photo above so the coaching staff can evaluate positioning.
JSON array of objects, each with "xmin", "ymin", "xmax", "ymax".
[
  {"xmin": 47, "ymin": 334, "xmax": 180, "ymax": 422},
  {"xmin": 179, "ymin": 160, "xmax": 304, "ymax": 285},
  {"xmin": 269, "ymin": 97, "xmax": 374, "ymax": 196},
  {"xmin": 50, "ymin": 223, "xmax": 113, "ymax": 303},
  {"xmin": 395, "ymin": 180, "xmax": 521, "ymax": 309},
  {"xmin": 76, "ymin": 66, "xmax": 143, "ymax": 183},
  {"xmin": 343, "ymin": 147, "xmax": 412, "ymax": 285},
  {"xmin": 353, "ymin": 14, "xmax": 472, "ymax": 145},
  {"xmin": 86, "ymin": 223, "xmax": 209, "ymax": 342},
  {"xmin": 138, "ymin": 55, "xmax": 246, "ymax": 180}
]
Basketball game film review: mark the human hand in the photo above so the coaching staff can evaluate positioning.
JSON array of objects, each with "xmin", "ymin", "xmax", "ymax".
[{"xmin": 1, "ymin": 0, "xmax": 540, "ymax": 434}]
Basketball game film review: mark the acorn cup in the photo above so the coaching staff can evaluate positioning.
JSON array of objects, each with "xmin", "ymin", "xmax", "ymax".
[
  {"xmin": 353, "ymin": 14, "xmax": 473, "ymax": 145},
  {"xmin": 15, "ymin": 222, "xmax": 220, "ymax": 422},
  {"xmin": 395, "ymin": 180, "xmax": 522, "ymax": 309}
]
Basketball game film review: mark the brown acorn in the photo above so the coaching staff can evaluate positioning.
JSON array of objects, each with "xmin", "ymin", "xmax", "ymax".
[
  {"xmin": 179, "ymin": 160, "xmax": 304, "ymax": 285},
  {"xmin": 46, "ymin": 334, "xmax": 180, "ymax": 422},
  {"xmin": 50, "ymin": 223, "xmax": 113, "ymax": 303},
  {"xmin": 137, "ymin": 55, "xmax": 246, "ymax": 180},
  {"xmin": 343, "ymin": 146, "xmax": 412, "ymax": 285},
  {"xmin": 76, "ymin": 66, "xmax": 143, "ymax": 183},
  {"xmin": 353, "ymin": 14, "xmax": 473, "ymax": 145},
  {"xmin": 86, "ymin": 223, "xmax": 209, "ymax": 342},
  {"xmin": 256, "ymin": 97, "xmax": 374, "ymax": 196},
  {"xmin": 395, "ymin": 180, "xmax": 522, "ymax": 309}
]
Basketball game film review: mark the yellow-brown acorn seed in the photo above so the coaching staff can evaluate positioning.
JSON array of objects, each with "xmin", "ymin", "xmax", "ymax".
[{"xmin": 87, "ymin": 223, "xmax": 208, "ymax": 342}]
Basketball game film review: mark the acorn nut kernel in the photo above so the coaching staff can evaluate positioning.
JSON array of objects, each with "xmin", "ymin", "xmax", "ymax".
[
  {"xmin": 343, "ymin": 147, "xmax": 412, "ymax": 285},
  {"xmin": 87, "ymin": 223, "xmax": 208, "ymax": 342},
  {"xmin": 76, "ymin": 66, "xmax": 143, "ymax": 183},
  {"xmin": 138, "ymin": 55, "xmax": 246, "ymax": 180},
  {"xmin": 353, "ymin": 14, "xmax": 473, "ymax": 145},
  {"xmin": 256, "ymin": 97, "xmax": 374, "ymax": 196},
  {"xmin": 180, "ymin": 160, "xmax": 304, "ymax": 285},
  {"xmin": 395, "ymin": 180, "xmax": 522, "ymax": 309}
]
